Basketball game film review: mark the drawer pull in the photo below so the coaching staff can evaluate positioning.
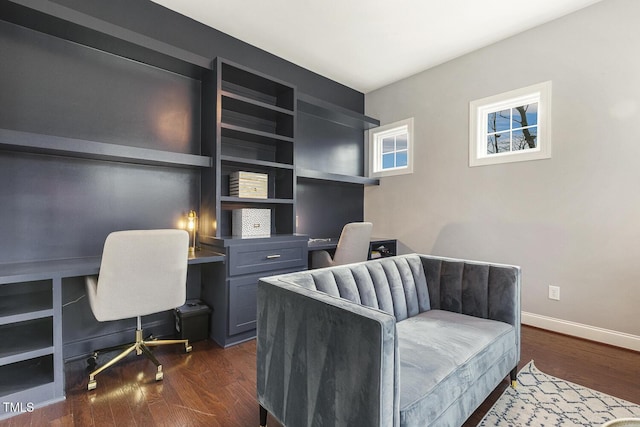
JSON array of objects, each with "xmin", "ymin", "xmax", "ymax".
[{"xmin": 266, "ymin": 254, "xmax": 281, "ymax": 259}]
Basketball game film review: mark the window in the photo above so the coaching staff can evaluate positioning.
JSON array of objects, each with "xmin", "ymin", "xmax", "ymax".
[
  {"xmin": 469, "ymin": 81, "xmax": 551, "ymax": 167},
  {"xmin": 369, "ymin": 118, "xmax": 414, "ymax": 177}
]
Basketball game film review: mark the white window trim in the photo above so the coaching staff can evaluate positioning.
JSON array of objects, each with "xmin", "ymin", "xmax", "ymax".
[
  {"xmin": 369, "ymin": 117, "xmax": 414, "ymax": 178},
  {"xmin": 469, "ymin": 81, "xmax": 552, "ymax": 167}
]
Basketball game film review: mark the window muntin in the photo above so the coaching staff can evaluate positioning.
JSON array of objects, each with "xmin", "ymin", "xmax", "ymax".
[
  {"xmin": 381, "ymin": 133, "xmax": 408, "ymax": 170},
  {"xmin": 486, "ymin": 102, "xmax": 538, "ymax": 155}
]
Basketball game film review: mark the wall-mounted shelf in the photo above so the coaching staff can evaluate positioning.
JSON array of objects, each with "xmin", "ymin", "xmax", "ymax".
[
  {"xmin": 297, "ymin": 168, "xmax": 379, "ymax": 186},
  {"xmin": 297, "ymin": 93, "xmax": 379, "ymax": 130},
  {"xmin": 220, "ymin": 196, "xmax": 295, "ymax": 205},
  {"xmin": 221, "ymin": 155, "xmax": 294, "ymax": 170},
  {"xmin": 221, "ymin": 91, "xmax": 295, "ymax": 118},
  {"xmin": 221, "ymin": 123, "xmax": 294, "ymax": 145},
  {"xmin": 1, "ymin": 0, "xmax": 210, "ymax": 79},
  {"xmin": 0, "ymin": 129, "xmax": 212, "ymax": 168}
]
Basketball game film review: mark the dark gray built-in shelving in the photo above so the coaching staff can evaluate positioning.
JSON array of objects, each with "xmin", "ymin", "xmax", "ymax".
[
  {"xmin": 296, "ymin": 167, "xmax": 379, "ymax": 186},
  {"xmin": 202, "ymin": 58, "xmax": 297, "ymax": 239},
  {"xmin": 295, "ymin": 93, "xmax": 379, "ymax": 237},
  {"xmin": 1, "ymin": 0, "xmax": 379, "ymax": 415},
  {"xmin": 296, "ymin": 93, "xmax": 379, "ymax": 187},
  {"xmin": 0, "ymin": 0, "xmax": 210, "ymax": 78},
  {"xmin": 297, "ymin": 92, "xmax": 379, "ymax": 130},
  {"xmin": 0, "ymin": 129, "xmax": 212, "ymax": 168}
]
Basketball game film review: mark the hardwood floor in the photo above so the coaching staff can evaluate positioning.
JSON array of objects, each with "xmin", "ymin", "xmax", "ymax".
[
  {"xmin": 463, "ymin": 326, "xmax": 640, "ymax": 426},
  {"xmin": 2, "ymin": 325, "xmax": 639, "ymax": 426}
]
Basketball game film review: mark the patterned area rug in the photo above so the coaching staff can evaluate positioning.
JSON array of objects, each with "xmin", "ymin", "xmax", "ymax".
[{"xmin": 478, "ymin": 361, "xmax": 640, "ymax": 426}]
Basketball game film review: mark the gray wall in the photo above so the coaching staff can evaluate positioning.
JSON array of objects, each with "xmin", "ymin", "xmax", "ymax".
[{"xmin": 364, "ymin": 0, "xmax": 640, "ymax": 337}]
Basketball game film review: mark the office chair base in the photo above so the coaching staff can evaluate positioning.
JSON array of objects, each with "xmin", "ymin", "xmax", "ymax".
[{"xmin": 87, "ymin": 328, "xmax": 191, "ymax": 391}]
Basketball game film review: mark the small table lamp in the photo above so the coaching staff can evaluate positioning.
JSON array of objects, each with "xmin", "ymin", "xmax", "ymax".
[{"xmin": 186, "ymin": 210, "xmax": 198, "ymax": 252}]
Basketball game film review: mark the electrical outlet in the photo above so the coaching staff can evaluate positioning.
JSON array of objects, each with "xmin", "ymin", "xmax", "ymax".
[{"xmin": 548, "ymin": 285, "xmax": 560, "ymax": 301}]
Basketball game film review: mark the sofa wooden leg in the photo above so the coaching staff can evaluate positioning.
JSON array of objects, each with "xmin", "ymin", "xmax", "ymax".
[
  {"xmin": 510, "ymin": 366, "xmax": 518, "ymax": 388},
  {"xmin": 259, "ymin": 405, "xmax": 267, "ymax": 427}
]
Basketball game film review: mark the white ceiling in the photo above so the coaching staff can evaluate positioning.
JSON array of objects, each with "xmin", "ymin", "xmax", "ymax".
[{"xmin": 150, "ymin": 0, "xmax": 602, "ymax": 93}]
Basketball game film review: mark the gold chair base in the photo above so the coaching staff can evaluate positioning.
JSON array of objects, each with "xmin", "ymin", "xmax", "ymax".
[{"xmin": 87, "ymin": 329, "xmax": 191, "ymax": 391}]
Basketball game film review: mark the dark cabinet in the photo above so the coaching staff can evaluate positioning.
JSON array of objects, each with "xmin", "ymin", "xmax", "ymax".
[
  {"xmin": 227, "ymin": 275, "xmax": 261, "ymax": 336},
  {"xmin": 203, "ymin": 235, "xmax": 308, "ymax": 347}
]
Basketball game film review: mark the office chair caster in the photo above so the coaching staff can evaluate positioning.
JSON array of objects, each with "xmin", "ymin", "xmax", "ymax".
[{"xmin": 86, "ymin": 353, "xmax": 98, "ymax": 370}]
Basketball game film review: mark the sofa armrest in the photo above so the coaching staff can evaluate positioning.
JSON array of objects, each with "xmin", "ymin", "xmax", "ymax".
[{"xmin": 257, "ymin": 276, "xmax": 398, "ymax": 427}]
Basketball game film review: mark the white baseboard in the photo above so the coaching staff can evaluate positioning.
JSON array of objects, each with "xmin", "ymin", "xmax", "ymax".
[{"xmin": 521, "ymin": 311, "xmax": 640, "ymax": 352}]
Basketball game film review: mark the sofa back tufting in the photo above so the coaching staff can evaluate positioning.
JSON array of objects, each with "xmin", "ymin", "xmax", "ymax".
[
  {"xmin": 278, "ymin": 253, "xmax": 520, "ymax": 328},
  {"xmin": 279, "ymin": 254, "xmax": 429, "ymax": 321}
]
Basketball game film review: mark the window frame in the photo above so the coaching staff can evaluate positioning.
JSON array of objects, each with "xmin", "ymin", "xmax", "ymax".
[
  {"xmin": 469, "ymin": 81, "xmax": 552, "ymax": 167},
  {"xmin": 369, "ymin": 117, "xmax": 414, "ymax": 178}
]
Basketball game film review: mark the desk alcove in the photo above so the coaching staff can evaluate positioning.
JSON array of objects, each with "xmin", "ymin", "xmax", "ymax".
[
  {"xmin": 0, "ymin": 250, "xmax": 224, "ymax": 419},
  {"xmin": 1, "ymin": 0, "xmax": 378, "ymax": 417}
]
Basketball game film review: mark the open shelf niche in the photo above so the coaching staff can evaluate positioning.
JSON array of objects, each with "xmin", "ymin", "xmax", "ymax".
[
  {"xmin": 296, "ymin": 93, "xmax": 380, "ymax": 186},
  {"xmin": 201, "ymin": 58, "xmax": 297, "ymax": 241}
]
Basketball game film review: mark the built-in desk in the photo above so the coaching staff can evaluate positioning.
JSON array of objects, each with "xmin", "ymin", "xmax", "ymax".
[
  {"xmin": 0, "ymin": 249, "xmax": 224, "ymax": 419},
  {"xmin": 307, "ymin": 237, "xmax": 397, "ymax": 260}
]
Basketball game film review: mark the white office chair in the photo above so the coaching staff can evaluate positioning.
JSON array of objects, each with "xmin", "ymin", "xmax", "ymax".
[
  {"xmin": 85, "ymin": 229, "xmax": 192, "ymax": 391},
  {"xmin": 311, "ymin": 222, "xmax": 373, "ymax": 269}
]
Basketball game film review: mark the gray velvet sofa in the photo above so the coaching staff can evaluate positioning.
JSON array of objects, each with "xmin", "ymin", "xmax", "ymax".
[{"xmin": 256, "ymin": 254, "xmax": 521, "ymax": 427}]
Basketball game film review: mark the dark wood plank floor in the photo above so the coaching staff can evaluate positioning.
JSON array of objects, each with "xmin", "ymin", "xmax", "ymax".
[{"xmin": 2, "ymin": 325, "xmax": 639, "ymax": 426}]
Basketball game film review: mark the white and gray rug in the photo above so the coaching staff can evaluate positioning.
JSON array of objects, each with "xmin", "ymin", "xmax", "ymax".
[{"xmin": 478, "ymin": 361, "xmax": 640, "ymax": 426}]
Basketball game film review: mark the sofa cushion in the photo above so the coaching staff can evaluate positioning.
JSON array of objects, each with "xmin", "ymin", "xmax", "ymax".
[{"xmin": 396, "ymin": 309, "xmax": 516, "ymax": 426}]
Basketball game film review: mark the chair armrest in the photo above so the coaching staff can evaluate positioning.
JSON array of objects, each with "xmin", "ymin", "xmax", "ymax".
[{"xmin": 257, "ymin": 277, "xmax": 398, "ymax": 427}]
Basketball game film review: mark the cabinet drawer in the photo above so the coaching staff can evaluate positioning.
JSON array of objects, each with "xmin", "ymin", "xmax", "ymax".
[{"xmin": 228, "ymin": 240, "xmax": 307, "ymax": 277}]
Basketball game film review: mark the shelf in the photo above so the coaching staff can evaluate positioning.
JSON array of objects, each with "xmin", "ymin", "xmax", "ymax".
[
  {"xmin": 296, "ymin": 168, "xmax": 380, "ymax": 186},
  {"xmin": 0, "ymin": 128, "xmax": 212, "ymax": 168},
  {"xmin": 222, "ymin": 94, "xmax": 294, "ymax": 137},
  {"xmin": 220, "ymin": 58, "xmax": 295, "ymax": 110},
  {"xmin": 221, "ymin": 155, "xmax": 294, "ymax": 170},
  {"xmin": 0, "ymin": 354, "xmax": 54, "ymax": 397},
  {"xmin": 220, "ymin": 123, "xmax": 294, "ymax": 165},
  {"xmin": 220, "ymin": 196, "xmax": 295, "ymax": 205},
  {"xmin": 0, "ymin": 318, "xmax": 53, "ymax": 365},
  {"xmin": 1, "ymin": 0, "xmax": 210, "ymax": 79},
  {"xmin": 221, "ymin": 90, "xmax": 294, "ymax": 117},
  {"xmin": 0, "ymin": 291, "xmax": 52, "ymax": 325},
  {"xmin": 221, "ymin": 123, "xmax": 294, "ymax": 144},
  {"xmin": 297, "ymin": 93, "xmax": 379, "ymax": 130}
]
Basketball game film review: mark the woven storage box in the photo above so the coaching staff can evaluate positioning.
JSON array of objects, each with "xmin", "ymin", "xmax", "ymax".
[
  {"xmin": 230, "ymin": 171, "xmax": 268, "ymax": 199},
  {"xmin": 232, "ymin": 208, "xmax": 271, "ymax": 237}
]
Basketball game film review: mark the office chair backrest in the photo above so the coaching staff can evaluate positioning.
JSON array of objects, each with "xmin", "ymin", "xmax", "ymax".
[
  {"xmin": 87, "ymin": 229, "xmax": 189, "ymax": 321},
  {"xmin": 332, "ymin": 222, "xmax": 373, "ymax": 266}
]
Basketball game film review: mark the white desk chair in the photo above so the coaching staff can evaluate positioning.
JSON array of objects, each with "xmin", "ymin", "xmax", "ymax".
[
  {"xmin": 311, "ymin": 222, "xmax": 373, "ymax": 269},
  {"xmin": 85, "ymin": 229, "xmax": 192, "ymax": 391}
]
